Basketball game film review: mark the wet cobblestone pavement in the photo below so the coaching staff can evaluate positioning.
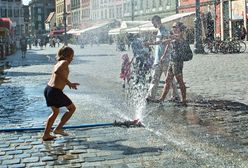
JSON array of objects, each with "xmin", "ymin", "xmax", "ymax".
[{"xmin": 0, "ymin": 44, "xmax": 247, "ymax": 167}]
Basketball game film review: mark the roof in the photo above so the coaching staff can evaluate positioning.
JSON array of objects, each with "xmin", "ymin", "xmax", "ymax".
[
  {"xmin": 45, "ymin": 12, "xmax": 55, "ymax": 23},
  {"xmin": 124, "ymin": 12, "xmax": 195, "ymax": 33},
  {"xmin": 0, "ymin": 18, "xmax": 13, "ymax": 30},
  {"xmin": 108, "ymin": 21, "xmax": 150, "ymax": 35},
  {"xmin": 78, "ymin": 21, "xmax": 113, "ymax": 34}
]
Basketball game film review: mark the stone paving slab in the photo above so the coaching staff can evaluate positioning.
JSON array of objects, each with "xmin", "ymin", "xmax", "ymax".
[
  {"xmin": 0, "ymin": 127, "xmax": 200, "ymax": 167},
  {"xmin": 1, "ymin": 44, "xmax": 248, "ymax": 168}
]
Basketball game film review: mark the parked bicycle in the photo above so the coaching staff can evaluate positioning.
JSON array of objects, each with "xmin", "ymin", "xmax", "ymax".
[{"xmin": 203, "ymin": 37, "xmax": 246, "ymax": 54}]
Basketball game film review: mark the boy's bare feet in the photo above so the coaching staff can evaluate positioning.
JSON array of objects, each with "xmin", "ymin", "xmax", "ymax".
[
  {"xmin": 42, "ymin": 135, "xmax": 56, "ymax": 141},
  {"xmin": 53, "ymin": 129, "xmax": 69, "ymax": 136}
]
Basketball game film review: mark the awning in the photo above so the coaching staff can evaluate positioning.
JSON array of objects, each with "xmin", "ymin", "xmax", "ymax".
[
  {"xmin": 45, "ymin": 12, "xmax": 55, "ymax": 23},
  {"xmin": 124, "ymin": 12, "xmax": 195, "ymax": 33},
  {"xmin": 108, "ymin": 27, "xmax": 122, "ymax": 35},
  {"xmin": 108, "ymin": 21, "xmax": 150, "ymax": 35},
  {"xmin": 0, "ymin": 18, "xmax": 13, "ymax": 30},
  {"xmin": 78, "ymin": 22, "xmax": 111, "ymax": 34},
  {"xmin": 67, "ymin": 29, "xmax": 80, "ymax": 35},
  {"xmin": 49, "ymin": 29, "xmax": 65, "ymax": 36}
]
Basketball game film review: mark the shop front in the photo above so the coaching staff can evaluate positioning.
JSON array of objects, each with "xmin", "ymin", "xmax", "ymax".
[{"xmin": 0, "ymin": 18, "xmax": 15, "ymax": 58}]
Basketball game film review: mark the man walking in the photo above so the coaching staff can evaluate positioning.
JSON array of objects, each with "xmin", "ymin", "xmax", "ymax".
[{"xmin": 145, "ymin": 15, "xmax": 179, "ymax": 102}]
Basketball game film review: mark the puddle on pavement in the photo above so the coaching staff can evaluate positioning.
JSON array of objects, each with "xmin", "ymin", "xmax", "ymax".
[
  {"xmin": 1, "ymin": 51, "xmax": 247, "ymax": 165},
  {"xmin": 122, "ymin": 86, "xmax": 248, "ymax": 163}
]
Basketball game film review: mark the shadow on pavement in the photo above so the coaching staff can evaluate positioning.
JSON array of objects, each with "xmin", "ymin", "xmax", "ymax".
[
  {"xmin": 43, "ymin": 138, "xmax": 163, "ymax": 157},
  {"xmin": 192, "ymin": 99, "xmax": 248, "ymax": 111},
  {"xmin": 5, "ymin": 71, "xmax": 50, "ymax": 77}
]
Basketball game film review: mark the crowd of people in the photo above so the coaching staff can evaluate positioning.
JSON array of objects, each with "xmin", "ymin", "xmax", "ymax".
[
  {"xmin": 121, "ymin": 15, "xmax": 192, "ymax": 107},
  {"xmin": 40, "ymin": 15, "xmax": 192, "ymax": 140}
]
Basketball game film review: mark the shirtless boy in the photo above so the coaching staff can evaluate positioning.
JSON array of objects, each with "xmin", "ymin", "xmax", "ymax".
[{"xmin": 43, "ymin": 46, "xmax": 80, "ymax": 141}]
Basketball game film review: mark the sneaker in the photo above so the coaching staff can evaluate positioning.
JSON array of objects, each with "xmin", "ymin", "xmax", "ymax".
[
  {"xmin": 169, "ymin": 96, "xmax": 180, "ymax": 102},
  {"xmin": 146, "ymin": 97, "xmax": 161, "ymax": 103},
  {"xmin": 176, "ymin": 101, "xmax": 188, "ymax": 107}
]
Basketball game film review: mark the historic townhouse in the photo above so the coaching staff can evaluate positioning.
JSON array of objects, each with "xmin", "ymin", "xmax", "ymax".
[
  {"xmin": 123, "ymin": 0, "xmax": 179, "ymax": 21},
  {"xmin": 0, "ymin": 0, "xmax": 24, "ymax": 38},
  {"xmin": 29, "ymin": 0, "xmax": 55, "ymax": 37},
  {"xmin": 71, "ymin": 0, "xmax": 81, "ymax": 29},
  {"xmin": 179, "ymin": 0, "xmax": 247, "ymax": 40}
]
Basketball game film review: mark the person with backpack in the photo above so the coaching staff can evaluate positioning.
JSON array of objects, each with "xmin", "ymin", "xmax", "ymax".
[{"xmin": 152, "ymin": 22, "xmax": 192, "ymax": 106}]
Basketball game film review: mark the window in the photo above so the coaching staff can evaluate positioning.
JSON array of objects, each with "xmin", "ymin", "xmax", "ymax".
[
  {"xmin": 140, "ymin": 0, "xmax": 143, "ymax": 10},
  {"xmin": 8, "ymin": 8, "xmax": 13, "ymax": 17},
  {"xmin": 38, "ymin": 15, "xmax": 41, "ymax": 21},
  {"xmin": 159, "ymin": 0, "xmax": 162, "ymax": 6},
  {"xmin": 109, "ymin": 9, "xmax": 111, "ymax": 18},
  {"xmin": 14, "ymin": 8, "xmax": 19, "ymax": 17},
  {"xmin": 38, "ymin": 8, "xmax": 41, "ymax": 14},
  {"xmin": 152, "ymin": 0, "xmax": 156, "ymax": 8},
  {"xmin": 1, "ymin": 8, "xmax": 7, "ymax": 17}
]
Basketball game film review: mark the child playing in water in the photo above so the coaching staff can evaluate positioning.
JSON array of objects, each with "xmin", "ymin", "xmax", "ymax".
[
  {"xmin": 43, "ymin": 46, "xmax": 80, "ymax": 141},
  {"xmin": 120, "ymin": 54, "xmax": 133, "ymax": 88}
]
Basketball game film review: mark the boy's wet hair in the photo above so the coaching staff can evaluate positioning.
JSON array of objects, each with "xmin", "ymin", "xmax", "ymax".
[{"xmin": 56, "ymin": 46, "xmax": 74, "ymax": 61}]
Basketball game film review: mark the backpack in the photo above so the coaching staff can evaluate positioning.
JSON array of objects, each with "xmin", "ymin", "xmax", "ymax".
[{"xmin": 174, "ymin": 40, "xmax": 193, "ymax": 61}]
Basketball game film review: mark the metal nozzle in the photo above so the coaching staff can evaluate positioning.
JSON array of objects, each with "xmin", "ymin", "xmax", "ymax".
[{"xmin": 113, "ymin": 119, "xmax": 145, "ymax": 128}]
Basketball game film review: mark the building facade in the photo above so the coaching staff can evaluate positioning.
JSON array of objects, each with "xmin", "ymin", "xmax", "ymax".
[
  {"xmin": 29, "ymin": 0, "xmax": 55, "ymax": 37},
  {"xmin": 179, "ymin": 0, "xmax": 247, "ymax": 40},
  {"xmin": 123, "ymin": 0, "xmax": 179, "ymax": 21},
  {"xmin": 90, "ymin": 0, "xmax": 123, "ymax": 21},
  {"xmin": 71, "ymin": 0, "xmax": 81, "ymax": 28}
]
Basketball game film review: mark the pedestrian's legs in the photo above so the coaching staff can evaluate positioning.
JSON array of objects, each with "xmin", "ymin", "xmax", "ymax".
[
  {"xmin": 171, "ymin": 78, "xmax": 179, "ymax": 98},
  {"xmin": 54, "ymin": 103, "xmax": 76, "ymax": 135},
  {"xmin": 42, "ymin": 106, "xmax": 59, "ymax": 141},
  {"xmin": 175, "ymin": 75, "xmax": 186, "ymax": 104},
  {"xmin": 146, "ymin": 65, "xmax": 162, "ymax": 99},
  {"xmin": 159, "ymin": 71, "xmax": 174, "ymax": 101},
  {"xmin": 162, "ymin": 63, "xmax": 179, "ymax": 99}
]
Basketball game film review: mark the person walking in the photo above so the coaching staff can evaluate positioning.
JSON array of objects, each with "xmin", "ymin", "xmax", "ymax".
[
  {"xmin": 154, "ymin": 22, "xmax": 189, "ymax": 106},
  {"xmin": 20, "ymin": 37, "xmax": 27, "ymax": 58},
  {"xmin": 43, "ymin": 46, "xmax": 80, "ymax": 141},
  {"xmin": 145, "ymin": 15, "xmax": 179, "ymax": 102}
]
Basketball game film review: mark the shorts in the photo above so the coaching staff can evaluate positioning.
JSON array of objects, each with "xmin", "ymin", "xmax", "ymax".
[
  {"xmin": 168, "ymin": 61, "xmax": 183, "ymax": 76},
  {"xmin": 44, "ymin": 85, "xmax": 72, "ymax": 108}
]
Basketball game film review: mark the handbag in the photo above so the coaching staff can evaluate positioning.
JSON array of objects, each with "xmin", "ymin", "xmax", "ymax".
[{"xmin": 174, "ymin": 40, "xmax": 193, "ymax": 61}]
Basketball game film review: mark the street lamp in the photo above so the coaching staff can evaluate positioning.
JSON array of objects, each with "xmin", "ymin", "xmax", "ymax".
[
  {"xmin": 63, "ymin": 0, "xmax": 68, "ymax": 46},
  {"xmin": 194, "ymin": 0, "xmax": 204, "ymax": 54}
]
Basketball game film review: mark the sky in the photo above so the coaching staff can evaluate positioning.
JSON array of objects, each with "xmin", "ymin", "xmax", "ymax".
[{"xmin": 23, "ymin": 0, "xmax": 31, "ymax": 5}]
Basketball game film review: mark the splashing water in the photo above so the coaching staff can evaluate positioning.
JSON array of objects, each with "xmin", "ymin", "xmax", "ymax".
[{"xmin": 126, "ymin": 83, "xmax": 149, "ymax": 123}]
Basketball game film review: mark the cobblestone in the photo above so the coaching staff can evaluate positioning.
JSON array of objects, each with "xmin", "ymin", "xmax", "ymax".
[
  {"xmin": 2, "ymin": 159, "xmax": 21, "ymax": 165},
  {"xmin": 0, "ymin": 44, "xmax": 247, "ymax": 167}
]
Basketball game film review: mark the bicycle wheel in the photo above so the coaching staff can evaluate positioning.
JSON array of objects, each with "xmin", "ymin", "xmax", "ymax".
[
  {"xmin": 231, "ymin": 41, "xmax": 240, "ymax": 53},
  {"xmin": 203, "ymin": 43, "xmax": 211, "ymax": 53},
  {"xmin": 211, "ymin": 41, "xmax": 219, "ymax": 53},
  {"xmin": 219, "ymin": 42, "xmax": 229, "ymax": 54},
  {"xmin": 238, "ymin": 41, "xmax": 246, "ymax": 53}
]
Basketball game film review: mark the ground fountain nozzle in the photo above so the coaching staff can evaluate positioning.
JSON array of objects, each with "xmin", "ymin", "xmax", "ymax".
[{"xmin": 113, "ymin": 119, "xmax": 145, "ymax": 128}]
